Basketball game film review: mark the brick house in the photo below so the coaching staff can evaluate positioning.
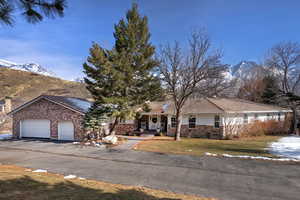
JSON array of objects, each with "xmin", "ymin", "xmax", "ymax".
[
  {"xmin": 9, "ymin": 95, "xmax": 92, "ymax": 141},
  {"xmin": 114, "ymin": 98, "xmax": 291, "ymax": 138},
  {"xmin": 9, "ymin": 95, "xmax": 291, "ymax": 140}
]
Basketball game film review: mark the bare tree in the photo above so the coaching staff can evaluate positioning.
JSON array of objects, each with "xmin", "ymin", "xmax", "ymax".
[
  {"xmin": 265, "ymin": 41, "xmax": 300, "ymax": 134},
  {"xmin": 158, "ymin": 31, "xmax": 228, "ymax": 141}
]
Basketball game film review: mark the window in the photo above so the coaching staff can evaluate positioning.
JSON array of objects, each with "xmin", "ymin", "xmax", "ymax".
[
  {"xmin": 267, "ymin": 113, "xmax": 270, "ymax": 120},
  {"xmin": 171, "ymin": 117, "xmax": 177, "ymax": 128},
  {"xmin": 278, "ymin": 113, "xmax": 281, "ymax": 121},
  {"xmin": 188, "ymin": 116, "xmax": 196, "ymax": 128},
  {"xmin": 243, "ymin": 114, "xmax": 248, "ymax": 124},
  {"xmin": 214, "ymin": 115, "xmax": 220, "ymax": 128},
  {"xmin": 254, "ymin": 113, "xmax": 258, "ymax": 120}
]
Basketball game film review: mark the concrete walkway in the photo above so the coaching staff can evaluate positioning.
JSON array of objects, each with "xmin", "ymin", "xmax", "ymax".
[
  {"xmin": 0, "ymin": 140, "xmax": 300, "ymax": 200},
  {"xmin": 114, "ymin": 134, "xmax": 154, "ymax": 150}
]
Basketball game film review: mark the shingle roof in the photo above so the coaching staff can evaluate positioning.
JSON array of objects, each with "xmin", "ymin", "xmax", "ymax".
[
  {"xmin": 143, "ymin": 98, "xmax": 290, "ymax": 115},
  {"xmin": 43, "ymin": 95, "xmax": 92, "ymax": 113},
  {"xmin": 9, "ymin": 95, "xmax": 93, "ymax": 115},
  {"xmin": 207, "ymin": 98, "xmax": 289, "ymax": 112}
]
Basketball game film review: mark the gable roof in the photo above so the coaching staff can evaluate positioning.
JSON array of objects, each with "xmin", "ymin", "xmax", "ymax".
[
  {"xmin": 207, "ymin": 98, "xmax": 289, "ymax": 113},
  {"xmin": 143, "ymin": 98, "xmax": 291, "ymax": 115},
  {"xmin": 8, "ymin": 95, "xmax": 92, "ymax": 115}
]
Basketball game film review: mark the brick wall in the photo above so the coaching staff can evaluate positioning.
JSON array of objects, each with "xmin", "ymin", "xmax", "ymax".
[
  {"xmin": 112, "ymin": 123, "xmax": 136, "ymax": 135},
  {"xmin": 12, "ymin": 98, "xmax": 84, "ymax": 140},
  {"xmin": 167, "ymin": 125, "xmax": 223, "ymax": 139}
]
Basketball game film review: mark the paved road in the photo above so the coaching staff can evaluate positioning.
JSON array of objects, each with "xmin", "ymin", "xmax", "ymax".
[{"xmin": 0, "ymin": 140, "xmax": 299, "ymax": 200}]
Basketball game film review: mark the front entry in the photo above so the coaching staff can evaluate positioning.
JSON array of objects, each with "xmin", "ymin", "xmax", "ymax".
[{"xmin": 149, "ymin": 115, "xmax": 160, "ymax": 130}]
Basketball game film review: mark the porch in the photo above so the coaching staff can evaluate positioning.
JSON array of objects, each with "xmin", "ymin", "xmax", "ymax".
[{"xmin": 137, "ymin": 114, "xmax": 168, "ymax": 133}]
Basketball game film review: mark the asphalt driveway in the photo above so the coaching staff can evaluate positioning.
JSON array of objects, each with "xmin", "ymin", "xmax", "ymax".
[{"xmin": 0, "ymin": 139, "xmax": 299, "ymax": 200}]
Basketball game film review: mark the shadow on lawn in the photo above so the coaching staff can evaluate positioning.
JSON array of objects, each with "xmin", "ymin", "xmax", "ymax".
[
  {"xmin": 0, "ymin": 176, "xmax": 181, "ymax": 200},
  {"xmin": 201, "ymin": 145, "xmax": 267, "ymax": 155}
]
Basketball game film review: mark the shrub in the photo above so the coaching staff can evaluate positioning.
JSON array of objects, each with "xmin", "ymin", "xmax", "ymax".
[{"xmin": 239, "ymin": 119, "xmax": 290, "ymax": 138}]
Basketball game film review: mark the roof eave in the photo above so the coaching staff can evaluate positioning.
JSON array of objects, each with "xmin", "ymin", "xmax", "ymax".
[{"xmin": 8, "ymin": 95, "xmax": 86, "ymax": 116}]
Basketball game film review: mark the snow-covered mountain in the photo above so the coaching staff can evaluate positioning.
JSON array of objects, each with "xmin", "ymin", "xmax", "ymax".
[{"xmin": 0, "ymin": 59, "xmax": 56, "ymax": 77}]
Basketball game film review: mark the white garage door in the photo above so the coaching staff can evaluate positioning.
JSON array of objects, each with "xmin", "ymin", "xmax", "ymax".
[
  {"xmin": 58, "ymin": 121, "xmax": 74, "ymax": 141},
  {"xmin": 21, "ymin": 119, "xmax": 50, "ymax": 138}
]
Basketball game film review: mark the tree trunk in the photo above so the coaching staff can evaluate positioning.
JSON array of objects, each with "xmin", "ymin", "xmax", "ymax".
[
  {"xmin": 292, "ymin": 107, "xmax": 298, "ymax": 135},
  {"xmin": 175, "ymin": 110, "xmax": 181, "ymax": 141},
  {"xmin": 110, "ymin": 117, "xmax": 119, "ymax": 135}
]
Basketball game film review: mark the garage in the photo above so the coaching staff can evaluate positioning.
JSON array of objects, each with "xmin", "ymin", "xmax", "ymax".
[
  {"xmin": 21, "ymin": 119, "xmax": 50, "ymax": 138},
  {"xmin": 10, "ymin": 95, "xmax": 93, "ymax": 140},
  {"xmin": 58, "ymin": 121, "xmax": 74, "ymax": 141}
]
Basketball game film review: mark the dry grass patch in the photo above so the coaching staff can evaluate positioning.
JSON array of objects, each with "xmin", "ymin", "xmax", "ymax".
[
  {"xmin": 0, "ymin": 165, "xmax": 214, "ymax": 200},
  {"xmin": 135, "ymin": 136, "xmax": 281, "ymax": 157}
]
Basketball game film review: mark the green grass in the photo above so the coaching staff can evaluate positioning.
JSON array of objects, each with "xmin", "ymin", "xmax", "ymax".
[
  {"xmin": 0, "ymin": 165, "xmax": 213, "ymax": 200},
  {"xmin": 136, "ymin": 136, "xmax": 281, "ymax": 157}
]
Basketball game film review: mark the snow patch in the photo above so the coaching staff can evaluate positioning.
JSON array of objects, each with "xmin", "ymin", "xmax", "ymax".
[
  {"xmin": 64, "ymin": 175, "xmax": 77, "ymax": 179},
  {"xmin": 205, "ymin": 152, "xmax": 299, "ymax": 162},
  {"xmin": 0, "ymin": 133, "xmax": 12, "ymax": 140},
  {"xmin": 32, "ymin": 169, "xmax": 47, "ymax": 173},
  {"xmin": 270, "ymin": 136, "xmax": 300, "ymax": 160},
  {"xmin": 67, "ymin": 98, "xmax": 92, "ymax": 112},
  {"xmin": 205, "ymin": 152, "xmax": 217, "ymax": 156},
  {"xmin": 73, "ymin": 142, "xmax": 80, "ymax": 145}
]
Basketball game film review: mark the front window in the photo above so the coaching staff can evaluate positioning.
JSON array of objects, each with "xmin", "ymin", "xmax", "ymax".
[
  {"xmin": 171, "ymin": 117, "xmax": 176, "ymax": 128},
  {"xmin": 214, "ymin": 115, "xmax": 220, "ymax": 128},
  {"xmin": 278, "ymin": 113, "xmax": 281, "ymax": 121},
  {"xmin": 243, "ymin": 114, "xmax": 248, "ymax": 124},
  {"xmin": 188, "ymin": 116, "xmax": 196, "ymax": 128}
]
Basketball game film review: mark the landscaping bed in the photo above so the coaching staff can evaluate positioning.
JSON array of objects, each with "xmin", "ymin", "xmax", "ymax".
[
  {"xmin": 0, "ymin": 165, "xmax": 214, "ymax": 200},
  {"xmin": 135, "ymin": 136, "xmax": 281, "ymax": 157}
]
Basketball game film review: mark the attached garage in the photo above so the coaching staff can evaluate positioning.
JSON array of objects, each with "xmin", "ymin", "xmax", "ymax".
[
  {"xmin": 21, "ymin": 119, "xmax": 50, "ymax": 138},
  {"xmin": 9, "ymin": 95, "xmax": 93, "ymax": 141}
]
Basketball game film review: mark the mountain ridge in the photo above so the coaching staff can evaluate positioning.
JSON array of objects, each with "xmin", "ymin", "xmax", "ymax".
[{"xmin": 0, "ymin": 59, "xmax": 56, "ymax": 77}]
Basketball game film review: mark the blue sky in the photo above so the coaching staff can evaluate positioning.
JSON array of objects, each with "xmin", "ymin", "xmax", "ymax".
[{"xmin": 1, "ymin": 0, "xmax": 300, "ymax": 80}]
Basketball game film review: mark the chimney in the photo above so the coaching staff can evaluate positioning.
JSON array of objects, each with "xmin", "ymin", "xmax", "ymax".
[{"xmin": 4, "ymin": 96, "xmax": 12, "ymax": 113}]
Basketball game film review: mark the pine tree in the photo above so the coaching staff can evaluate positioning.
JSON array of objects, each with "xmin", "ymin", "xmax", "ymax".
[
  {"xmin": 0, "ymin": 0, "xmax": 66, "ymax": 26},
  {"xmin": 83, "ymin": 3, "xmax": 161, "ymax": 134},
  {"xmin": 261, "ymin": 76, "xmax": 280, "ymax": 104}
]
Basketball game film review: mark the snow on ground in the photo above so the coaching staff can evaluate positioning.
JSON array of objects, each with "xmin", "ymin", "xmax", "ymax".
[
  {"xmin": 64, "ymin": 175, "xmax": 77, "ymax": 179},
  {"xmin": 270, "ymin": 136, "xmax": 300, "ymax": 160},
  {"xmin": 32, "ymin": 169, "xmax": 48, "ymax": 173},
  {"xmin": 0, "ymin": 133, "xmax": 12, "ymax": 140},
  {"xmin": 204, "ymin": 152, "xmax": 299, "ymax": 162}
]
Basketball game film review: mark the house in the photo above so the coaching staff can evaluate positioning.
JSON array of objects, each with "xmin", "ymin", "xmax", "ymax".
[
  {"xmin": 0, "ymin": 97, "xmax": 12, "ymax": 129},
  {"xmin": 114, "ymin": 98, "xmax": 291, "ymax": 138},
  {"xmin": 0, "ymin": 97, "xmax": 12, "ymax": 114},
  {"xmin": 9, "ymin": 95, "xmax": 93, "ymax": 141},
  {"xmin": 9, "ymin": 95, "xmax": 291, "ymax": 140}
]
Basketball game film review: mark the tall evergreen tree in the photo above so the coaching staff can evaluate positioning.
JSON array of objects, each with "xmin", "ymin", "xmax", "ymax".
[
  {"xmin": 261, "ymin": 76, "xmax": 280, "ymax": 104},
  {"xmin": 83, "ymin": 3, "xmax": 161, "ymax": 134}
]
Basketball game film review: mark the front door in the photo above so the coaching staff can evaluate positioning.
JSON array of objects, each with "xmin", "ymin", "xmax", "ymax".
[
  {"xmin": 149, "ymin": 115, "xmax": 160, "ymax": 130},
  {"xmin": 160, "ymin": 115, "xmax": 167, "ymax": 132}
]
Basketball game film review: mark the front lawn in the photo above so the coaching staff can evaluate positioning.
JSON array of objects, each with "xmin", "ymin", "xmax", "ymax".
[
  {"xmin": 135, "ymin": 136, "xmax": 281, "ymax": 157},
  {"xmin": 0, "ymin": 165, "xmax": 213, "ymax": 200}
]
